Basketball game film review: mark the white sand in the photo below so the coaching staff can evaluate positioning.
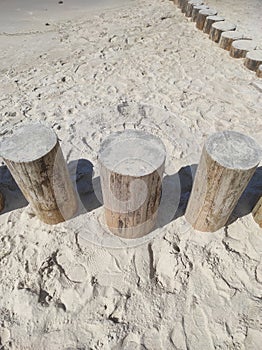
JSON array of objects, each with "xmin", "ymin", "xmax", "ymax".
[{"xmin": 0, "ymin": 0, "xmax": 262, "ymax": 349}]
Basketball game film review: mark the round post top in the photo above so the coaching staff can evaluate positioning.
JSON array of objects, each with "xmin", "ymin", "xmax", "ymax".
[
  {"xmin": 205, "ymin": 130, "xmax": 261, "ymax": 170},
  {"xmin": 0, "ymin": 123, "xmax": 57, "ymax": 163},
  {"xmin": 98, "ymin": 129, "xmax": 166, "ymax": 177}
]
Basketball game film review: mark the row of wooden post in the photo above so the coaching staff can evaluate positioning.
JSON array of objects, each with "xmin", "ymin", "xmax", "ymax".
[
  {"xmin": 0, "ymin": 123, "xmax": 261, "ymax": 237},
  {"xmin": 172, "ymin": 0, "xmax": 262, "ymax": 77}
]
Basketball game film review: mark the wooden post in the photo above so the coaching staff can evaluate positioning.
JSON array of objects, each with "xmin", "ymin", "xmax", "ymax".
[
  {"xmin": 209, "ymin": 21, "xmax": 236, "ymax": 43},
  {"xmin": 185, "ymin": 0, "xmax": 203, "ymax": 17},
  {"xmin": 185, "ymin": 131, "xmax": 261, "ymax": 232},
  {"xmin": 196, "ymin": 9, "xmax": 217, "ymax": 30},
  {"xmin": 182, "ymin": 0, "xmax": 191, "ymax": 13},
  {"xmin": 0, "ymin": 123, "xmax": 78, "ymax": 224},
  {"xmin": 191, "ymin": 4, "xmax": 209, "ymax": 22},
  {"xmin": 257, "ymin": 64, "xmax": 262, "ymax": 78},
  {"xmin": 203, "ymin": 15, "xmax": 224, "ymax": 34},
  {"xmin": 230, "ymin": 40, "xmax": 257, "ymax": 58},
  {"xmin": 253, "ymin": 197, "xmax": 262, "ymax": 228},
  {"xmin": 244, "ymin": 50, "xmax": 262, "ymax": 72},
  {"xmin": 98, "ymin": 130, "xmax": 166, "ymax": 239},
  {"xmin": 219, "ymin": 31, "xmax": 251, "ymax": 51},
  {"xmin": 0, "ymin": 191, "xmax": 4, "ymax": 212}
]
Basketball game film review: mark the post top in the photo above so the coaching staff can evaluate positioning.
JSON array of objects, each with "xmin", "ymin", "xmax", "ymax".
[
  {"xmin": 0, "ymin": 123, "xmax": 57, "ymax": 163},
  {"xmin": 98, "ymin": 129, "xmax": 166, "ymax": 177},
  {"xmin": 205, "ymin": 130, "xmax": 261, "ymax": 170}
]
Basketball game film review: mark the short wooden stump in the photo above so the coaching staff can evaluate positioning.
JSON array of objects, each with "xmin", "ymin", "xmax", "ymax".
[
  {"xmin": 219, "ymin": 31, "xmax": 251, "ymax": 51},
  {"xmin": 0, "ymin": 123, "xmax": 78, "ymax": 224},
  {"xmin": 196, "ymin": 9, "xmax": 217, "ymax": 31},
  {"xmin": 185, "ymin": 131, "xmax": 261, "ymax": 232},
  {"xmin": 185, "ymin": 0, "xmax": 203, "ymax": 17},
  {"xmin": 203, "ymin": 15, "xmax": 225, "ymax": 35},
  {"xmin": 230, "ymin": 39, "xmax": 257, "ymax": 58},
  {"xmin": 257, "ymin": 64, "xmax": 262, "ymax": 78},
  {"xmin": 244, "ymin": 50, "xmax": 262, "ymax": 72},
  {"xmin": 98, "ymin": 130, "xmax": 166, "ymax": 239},
  {"xmin": 191, "ymin": 4, "xmax": 209, "ymax": 22},
  {"xmin": 209, "ymin": 21, "xmax": 236, "ymax": 43}
]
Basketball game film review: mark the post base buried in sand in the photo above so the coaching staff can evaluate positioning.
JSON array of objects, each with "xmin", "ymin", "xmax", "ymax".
[
  {"xmin": 253, "ymin": 196, "xmax": 262, "ymax": 228},
  {"xmin": 98, "ymin": 130, "xmax": 166, "ymax": 239},
  {"xmin": 0, "ymin": 123, "xmax": 78, "ymax": 224},
  {"xmin": 185, "ymin": 131, "xmax": 261, "ymax": 232}
]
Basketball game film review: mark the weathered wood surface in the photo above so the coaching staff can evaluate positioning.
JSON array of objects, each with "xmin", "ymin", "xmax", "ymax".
[
  {"xmin": 219, "ymin": 31, "xmax": 250, "ymax": 50},
  {"xmin": 209, "ymin": 21, "xmax": 236, "ymax": 43},
  {"xmin": 253, "ymin": 196, "xmax": 262, "ymax": 228},
  {"xmin": 185, "ymin": 131, "xmax": 261, "ymax": 232},
  {"xmin": 185, "ymin": 0, "xmax": 203, "ymax": 17},
  {"xmin": 244, "ymin": 50, "xmax": 262, "ymax": 72},
  {"xmin": 191, "ymin": 4, "xmax": 209, "ymax": 22},
  {"xmin": 0, "ymin": 123, "xmax": 78, "ymax": 224},
  {"xmin": 257, "ymin": 64, "xmax": 262, "ymax": 78},
  {"xmin": 203, "ymin": 15, "xmax": 224, "ymax": 34},
  {"xmin": 196, "ymin": 9, "xmax": 217, "ymax": 30},
  {"xmin": 181, "ymin": 0, "xmax": 189, "ymax": 13},
  {"xmin": 0, "ymin": 191, "xmax": 4, "ymax": 212},
  {"xmin": 98, "ymin": 130, "xmax": 166, "ymax": 239},
  {"xmin": 230, "ymin": 39, "xmax": 257, "ymax": 58}
]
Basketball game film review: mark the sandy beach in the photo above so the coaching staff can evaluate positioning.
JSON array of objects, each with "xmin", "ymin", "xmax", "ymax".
[{"xmin": 0, "ymin": 0, "xmax": 262, "ymax": 349}]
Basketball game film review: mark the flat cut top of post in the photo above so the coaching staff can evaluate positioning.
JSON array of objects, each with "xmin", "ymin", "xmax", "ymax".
[
  {"xmin": 246, "ymin": 50, "xmax": 262, "ymax": 61},
  {"xmin": 99, "ymin": 130, "xmax": 166, "ymax": 177},
  {"xmin": 199, "ymin": 9, "xmax": 217, "ymax": 16},
  {"xmin": 0, "ymin": 123, "xmax": 57, "ymax": 163},
  {"xmin": 212, "ymin": 21, "xmax": 236, "ymax": 31},
  {"xmin": 206, "ymin": 15, "xmax": 225, "ymax": 21},
  {"xmin": 231, "ymin": 39, "xmax": 256, "ymax": 50},
  {"xmin": 221, "ymin": 31, "xmax": 249, "ymax": 40},
  {"xmin": 205, "ymin": 131, "xmax": 261, "ymax": 170}
]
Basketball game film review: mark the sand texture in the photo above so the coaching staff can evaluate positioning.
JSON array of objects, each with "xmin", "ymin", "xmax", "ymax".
[{"xmin": 0, "ymin": 0, "xmax": 262, "ymax": 349}]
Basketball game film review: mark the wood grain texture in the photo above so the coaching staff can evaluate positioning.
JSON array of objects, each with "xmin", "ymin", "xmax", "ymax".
[
  {"xmin": 209, "ymin": 21, "xmax": 236, "ymax": 43},
  {"xmin": 230, "ymin": 39, "xmax": 256, "ymax": 58},
  {"xmin": 244, "ymin": 50, "xmax": 262, "ymax": 72},
  {"xmin": 219, "ymin": 31, "xmax": 250, "ymax": 51},
  {"xmin": 1, "ymin": 124, "xmax": 78, "ymax": 224},
  {"xmin": 185, "ymin": 0, "xmax": 203, "ymax": 17},
  {"xmin": 196, "ymin": 9, "xmax": 217, "ymax": 31},
  {"xmin": 203, "ymin": 15, "xmax": 224, "ymax": 34},
  {"xmin": 191, "ymin": 4, "xmax": 208, "ymax": 22},
  {"xmin": 98, "ymin": 130, "xmax": 166, "ymax": 238},
  {"xmin": 257, "ymin": 64, "xmax": 262, "ymax": 78},
  {"xmin": 185, "ymin": 131, "xmax": 261, "ymax": 232},
  {"xmin": 253, "ymin": 196, "xmax": 262, "ymax": 228}
]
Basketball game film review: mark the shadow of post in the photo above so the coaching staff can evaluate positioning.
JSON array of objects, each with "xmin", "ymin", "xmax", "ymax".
[
  {"xmin": 0, "ymin": 165, "xmax": 28, "ymax": 214},
  {"xmin": 227, "ymin": 166, "xmax": 262, "ymax": 225}
]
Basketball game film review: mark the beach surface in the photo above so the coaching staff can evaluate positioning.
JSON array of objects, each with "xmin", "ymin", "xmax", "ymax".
[{"xmin": 0, "ymin": 0, "xmax": 262, "ymax": 349}]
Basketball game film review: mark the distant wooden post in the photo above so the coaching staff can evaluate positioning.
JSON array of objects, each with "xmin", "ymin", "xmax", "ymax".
[
  {"xmin": 98, "ymin": 130, "xmax": 166, "ymax": 239},
  {"xmin": 185, "ymin": 131, "xmax": 261, "ymax": 232},
  {"xmin": 185, "ymin": 0, "xmax": 203, "ymax": 17},
  {"xmin": 257, "ymin": 64, "xmax": 262, "ymax": 78},
  {"xmin": 191, "ymin": 4, "xmax": 209, "ymax": 22},
  {"xmin": 0, "ymin": 191, "xmax": 4, "ymax": 212},
  {"xmin": 203, "ymin": 15, "xmax": 224, "ymax": 34},
  {"xmin": 219, "ymin": 31, "xmax": 251, "ymax": 51},
  {"xmin": 230, "ymin": 39, "xmax": 257, "ymax": 58},
  {"xmin": 253, "ymin": 197, "xmax": 262, "ymax": 228},
  {"xmin": 244, "ymin": 50, "xmax": 262, "ymax": 72},
  {"xmin": 0, "ymin": 123, "xmax": 78, "ymax": 224},
  {"xmin": 209, "ymin": 21, "xmax": 236, "ymax": 43},
  {"xmin": 196, "ymin": 9, "xmax": 217, "ymax": 30}
]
